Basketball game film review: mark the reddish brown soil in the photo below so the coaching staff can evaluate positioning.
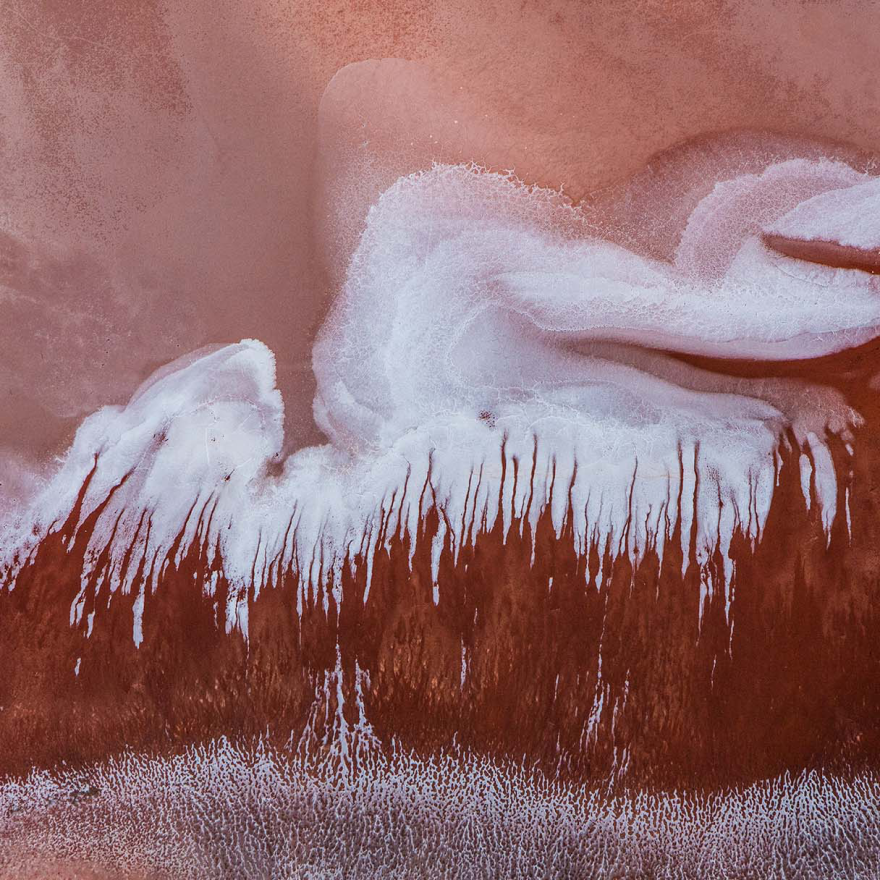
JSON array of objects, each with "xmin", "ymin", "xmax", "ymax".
[{"xmin": 2, "ymin": 402, "xmax": 879, "ymax": 791}]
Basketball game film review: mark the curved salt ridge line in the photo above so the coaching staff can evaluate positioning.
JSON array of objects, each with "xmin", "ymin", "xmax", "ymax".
[
  {"xmin": 2, "ymin": 163, "xmax": 878, "ymax": 642},
  {"xmin": 767, "ymin": 174, "xmax": 880, "ymax": 250},
  {"xmin": 673, "ymin": 158, "xmax": 869, "ymax": 279}
]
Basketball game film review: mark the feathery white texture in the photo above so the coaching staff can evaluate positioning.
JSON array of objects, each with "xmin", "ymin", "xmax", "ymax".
[{"xmin": 2, "ymin": 735, "xmax": 880, "ymax": 880}]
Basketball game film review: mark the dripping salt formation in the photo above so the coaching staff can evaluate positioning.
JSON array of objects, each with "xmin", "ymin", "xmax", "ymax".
[
  {"xmin": 3, "ymin": 162, "xmax": 878, "ymax": 625},
  {"xmin": 1, "ymin": 159, "xmax": 880, "ymax": 792}
]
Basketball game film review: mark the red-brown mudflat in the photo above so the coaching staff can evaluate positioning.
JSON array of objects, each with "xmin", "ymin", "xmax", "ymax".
[{"xmin": 2, "ymin": 372, "xmax": 879, "ymax": 792}]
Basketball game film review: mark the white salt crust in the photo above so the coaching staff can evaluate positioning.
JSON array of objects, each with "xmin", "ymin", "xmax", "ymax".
[
  {"xmin": 3, "ymin": 650, "xmax": 878, "ymax": 878},
  {"xmin": 767, "ymin": 174, "xmax": 880, "ymax": 250},
  {"xmin": 2, "ymin": 162, "xmax": 879, "ymax": 641},
  {"xmin": 1, "ymin": 734, "xmax": 879, "ymax": 879}
]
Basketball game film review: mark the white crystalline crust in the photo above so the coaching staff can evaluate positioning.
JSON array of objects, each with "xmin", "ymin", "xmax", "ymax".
[
  {"xmin": 674, "ymin": 158, "xmax": 868, "ymax": 278},
  {"xmin": 766, "ymin": 174, "xmax": 880, "ymax": 250},
  {"xmin": 1, "ymin": 735, "xmax": 879, "ymax": 880},
  {"xmin": 2, "ymin": 162, "xmax": 879, "ymax": 637}
]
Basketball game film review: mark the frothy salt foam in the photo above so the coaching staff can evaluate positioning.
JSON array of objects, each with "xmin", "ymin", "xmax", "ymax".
[{"xmin": 2, "ymin": 162, "xmax": 879, "ymax": 640}]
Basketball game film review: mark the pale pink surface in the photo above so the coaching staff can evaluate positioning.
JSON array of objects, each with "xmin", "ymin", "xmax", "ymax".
[{"xmin": 2, "ymin": 0, "xmax": 880, "ymax": 492}]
